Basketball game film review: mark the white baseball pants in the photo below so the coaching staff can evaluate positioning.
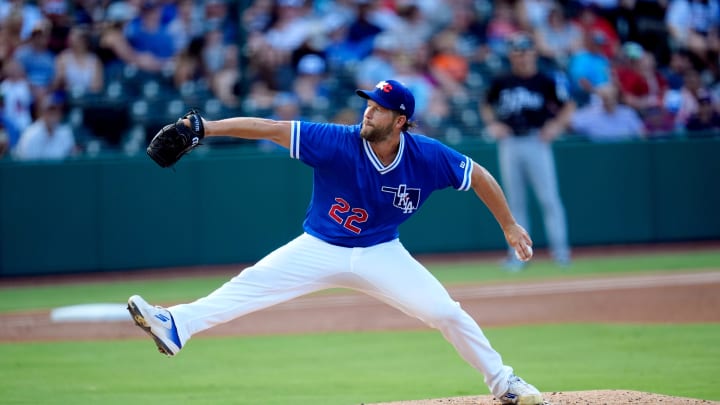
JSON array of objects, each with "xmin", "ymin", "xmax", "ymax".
[{"xmin": 169, "ymin": 233, "xmax": 513, "ymax": 397}]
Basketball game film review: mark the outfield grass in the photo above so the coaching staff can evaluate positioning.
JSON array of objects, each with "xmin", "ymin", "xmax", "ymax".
[
  {"xmin": 1, "ymin": 324, "xmax": 718, "ymax": 404},
  {"xmin": 0, "ymin": 250, "xmax": 718, "ymax": 313}
]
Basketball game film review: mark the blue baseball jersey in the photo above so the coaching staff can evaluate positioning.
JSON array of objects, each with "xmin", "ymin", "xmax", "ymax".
[{"xmin": 289, "ymin": 121, "xmax": 474, "ymax": 247}]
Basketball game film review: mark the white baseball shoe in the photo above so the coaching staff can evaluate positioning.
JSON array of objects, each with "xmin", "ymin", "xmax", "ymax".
[
  {"xmin": 497, "ymin": 374, "xmax": 544, "ymax": 405},
  {"xmin": 127, "ymin": 295, "xmax": 182, "ymax": 356}
]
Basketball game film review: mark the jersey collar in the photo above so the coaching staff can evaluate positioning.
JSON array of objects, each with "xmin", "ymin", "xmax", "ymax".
[{"xmin": 362, "ymin": 133, "xmax": 405, "ymax": 175}]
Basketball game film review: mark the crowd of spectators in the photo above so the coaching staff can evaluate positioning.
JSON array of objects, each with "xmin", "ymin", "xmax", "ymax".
[{"xmin": 1, "ymin": 0, "xmax": 720, "ymax": 159}]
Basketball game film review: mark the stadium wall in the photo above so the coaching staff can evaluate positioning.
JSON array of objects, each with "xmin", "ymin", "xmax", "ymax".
[{"xmin": 1, "ymin": 138, "xmax": 718, "ymax": 276}]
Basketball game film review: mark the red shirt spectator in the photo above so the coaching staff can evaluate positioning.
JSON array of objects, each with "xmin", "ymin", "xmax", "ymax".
[
  {"xmin": 574, "ymin": 5, "xmax": 619, "ymax": 58},
  {"xmin": 614, "ymin": 43, "xmax": 668, "ymax": 112}
]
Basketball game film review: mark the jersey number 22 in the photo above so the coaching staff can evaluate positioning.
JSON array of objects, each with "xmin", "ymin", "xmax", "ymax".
[{"xmin": 328, "ymin": 197, "xmax": 368, "ymax": 234}]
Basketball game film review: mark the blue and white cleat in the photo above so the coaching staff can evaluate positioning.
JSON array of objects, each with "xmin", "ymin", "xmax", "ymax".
[
  {"xmin": 498, "ymin": 374, "xmax": 544, "ymax": 405},
  {"xmin": 127, "ymin": 295, "xmax": 182, "ymax": 356}
]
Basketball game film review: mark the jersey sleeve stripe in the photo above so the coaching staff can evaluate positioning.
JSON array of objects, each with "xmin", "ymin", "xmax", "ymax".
[
  {"xmin": 458, "ymin": 156, "xmax": 473, "ymax": 191},
  {"xmin": 290, "ymin": 121, "xmax": 300, "ymax": 159}
]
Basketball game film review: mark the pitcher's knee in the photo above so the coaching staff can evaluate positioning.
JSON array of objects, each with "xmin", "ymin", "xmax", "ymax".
[{"xmin": 420, "ymin": 300, "xmax": 466, "ymax": 329}]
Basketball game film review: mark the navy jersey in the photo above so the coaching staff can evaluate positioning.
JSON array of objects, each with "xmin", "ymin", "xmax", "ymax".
[
  {"xmin": 485, "ymin": 72, "xmax": 568, "ymax": 135},
  {"xmin": 290, "ymin": 121, "xmax": 474, "ymax": 247}
]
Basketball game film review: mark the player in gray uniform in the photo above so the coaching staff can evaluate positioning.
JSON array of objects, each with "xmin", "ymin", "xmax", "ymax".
[{"xmin": 480, "ymin": 33, "xmax": 574, "ymax": 269}]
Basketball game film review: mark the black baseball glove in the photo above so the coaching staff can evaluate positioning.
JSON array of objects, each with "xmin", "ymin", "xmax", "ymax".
[{"xmin": 146, "ymin": 109, "xmax": 205, "ymax": 168}]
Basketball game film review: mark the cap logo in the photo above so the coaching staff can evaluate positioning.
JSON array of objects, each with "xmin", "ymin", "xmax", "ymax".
[
  {"xmin": 376, "ymin": 81, "xmax": 393, "ymax": 93},
  {"xmin": 399, "ymin": 103, "xmax": 406, "ymax": 110}
]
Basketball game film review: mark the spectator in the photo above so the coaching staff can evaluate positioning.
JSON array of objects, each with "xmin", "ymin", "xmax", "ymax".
[
  {"xmin": 124, "ymin": 0, "xmax": 176, "ymax": 72},
  {"xmin": 270, "ymin": 92, "xmax": 303, "ymax": 121},
  {"xmin": 71, "ymin": 0, "xmax": 104, "ymax": 26},
  {"xmin": 258, "ymin": 92, "xmax": 303, "ymax": 152},
  {"xmin": 662, "ymin": 48, "xmax": 697, "ymax": 90},
  {"xmin": 13, "ymin": 21, "xmax": 55, "ymax": 103},
  {"xmin": 203, "ymin": 0, "xmax": 238, "ymax": 45},
  {"xmin": 0, "ymin": 11, "xmax": 23, "ymax": 62},
  {"xmin": 330, "ymin": 106, "xmax": 360, "ymax": 125},
  {"xmin": 96, "ymin": 1, "xmax": 140, "ymax": 79},
  {"xmin": 486, "ymin": 0, "xmax": 522, "ymax": 55},
  {"xmin": 345, "ymin": 0, "xmax": 383, "ymax": 53},
  {"xmin": 419, "ymin": 87, "xmax": 452, "ymax": 139},
  {"xmin": 642, "ymin": 105, "xmax": 677, "ymax": 137},
  {"xmin": 241, "ymin": 0, "xmax": 273, "ymax": 33},
  {"xmin": 0, "ymin": 59, "xmax": 32, "ymax": 148},
  {"xmin": 534, "ymin": 3, "xmax": 582, "ymax": 69},
  {"xmin": 570, "ymin": 83, "xmax": 645, "ymax": 141},
  {"xmin": 392, "ymin": 51, "xmax": 434, "ymax": 119},
  {"xmin": 263, "ymin": 0, "xmax": 312, "ymax": 55},
  {"xmin": 480, "ymin": 33, "xmax": 574, "ymax": 269},
  {"xmin": 519, "ymin": 0, "xmax": 557, "ymax": 30},
  {"xmin": 210, "ymin": 45, "xmax": 240, "ymax": 108},
  {"xmin": 0, "ymin": 0, "xmax": 43, "ymax": 41},
  {"xmin": 324, "ymin": 19, "xmax": 367, "ymax": 70},
  {"xmin": 355, "ymin": 33, "xmax": 397, "ymax": 90},
  {"xmin": 429, "ymin": 29, "xmax": 470, "ymax": 96},
  {"xmin": 203, "ymin": 26, "xmax": 236, "ymax": 76},
  {"xmin": 567, "ymin": 30, "xmax": 612, "ymax": 104},
  {"xmin": 315, "ymin": 0, "xmax": 356, "ymax": 30},
  {"xmin": 242, "ymin": 80, "xmax": 276, "ymax": 114},
  {"xmin": 14, "ymin": 95, "xmax": 75, "ymax": 160},
  {"xmin": 385, "ymin": 2, "xmax": 434, "ymax": 52},
  {"xmin": 41, "ymin": 0, "xmax": 72, "ymax": 55},
  {"xmin": 173, "ymin": 36, "xmax": 206, "ymax": 90},
  {"xmin": 292, "ymin": 53, "xmax": 331, "ymax": 109},
  {"xmin": 167, "ymin": 0, "xmax": 204, "ymax": 53},
  {"xmin": 245, "ymin": 0, "xmax": 312, "ymax": 90},
  {"xmin": 685, "ymin": 89, "xmax": 720, "ymax": 135},
  {"xmin": 446, "ymin": 5, "xmax": 489, "ymax": 65},
  {"xmin": 53, "ymin": 26, "xmax": 104, "ymax": 97},
  {"xmin": 612, "ymin": 0, "xmax": 672, "ymax": 65},
  {"xmin": 665, "ymin": 0, "xmax": 720, "ymax": 62},
  {"xmin": 573, "ymin": 4, "xmax": 619, "ymax": 58},
  {"xmin": 0, "ymin": 113, "xmax": 8, "ymax": 157},
  {"xmin": 614, "ymin": 42, "xmax": 668, "ymax": 113},
  {"xmin": 671, "ymin": 68, "xmax": 706, "ymax": 128}
]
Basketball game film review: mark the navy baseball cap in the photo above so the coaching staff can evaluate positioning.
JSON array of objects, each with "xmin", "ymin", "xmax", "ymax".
[{"xmin": 356, "ymin": 80, "xmax": 415, "ymax": 119}]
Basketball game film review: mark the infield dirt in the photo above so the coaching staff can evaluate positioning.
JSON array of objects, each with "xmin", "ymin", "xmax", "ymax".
[{"xmin": 1, "ymin": 260, "xmax": 719, "ymax": 405}]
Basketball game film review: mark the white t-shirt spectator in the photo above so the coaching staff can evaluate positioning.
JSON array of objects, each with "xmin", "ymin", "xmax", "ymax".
[
  {"xmin": 0, "ymin": 79, "xmax": 33, "ymax": 136},
  {"xmin": 14, "ymin": 120, "xmax": 75, "ymax": 160}
]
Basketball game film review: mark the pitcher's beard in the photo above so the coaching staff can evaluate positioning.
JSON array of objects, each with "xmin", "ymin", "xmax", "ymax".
[{"xmin": 360, "ymin": 122, "xmax": 393, "ymax": 143}]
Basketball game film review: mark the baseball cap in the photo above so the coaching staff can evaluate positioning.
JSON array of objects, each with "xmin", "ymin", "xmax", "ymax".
[
  {"xmin": 622, "ymin": 42, "xmax": 644, "ymax": 60},
  {"xmin": 297, "ymin": 54, "xmax": 326, "ymax": 75},
  {"xmin": 356, "ymin": 80, "xmax": 415, "ymax": 119},
  {"xmin": 508, "ymin": 33, "xmax": 534, "ymax": 52}
]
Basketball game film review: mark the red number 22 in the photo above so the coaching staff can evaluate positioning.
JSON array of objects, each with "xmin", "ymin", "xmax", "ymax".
[{"xmin": 328, "ymin": 198, "xmax": 368, "ymax": 234}]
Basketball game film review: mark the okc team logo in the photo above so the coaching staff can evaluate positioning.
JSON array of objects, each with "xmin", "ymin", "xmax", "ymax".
[
  {"xmin": 376, "ymin": 81, "xmax": 393, "ymax": 93},
  {"xmin": 382, "ymin": 184, "xmax": 420, "ymax": 214}
]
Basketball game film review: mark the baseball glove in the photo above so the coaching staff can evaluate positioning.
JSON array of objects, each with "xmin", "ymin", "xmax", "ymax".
[{"xmin": 146, "ymin": 109, "xmax": 205, "ymax": 168}]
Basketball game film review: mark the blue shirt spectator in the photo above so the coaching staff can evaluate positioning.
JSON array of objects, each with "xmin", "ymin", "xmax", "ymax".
[
  {"xmin": 14, "ymin": 26, "xmax": 55, "ymax": 94},
  {"xmin": 125, "ymin": 1, "xmax": 176, "ymax": 60},
  {"xmin": 567, "ymin": 30, "xmax": 611, "ymax": 102}
]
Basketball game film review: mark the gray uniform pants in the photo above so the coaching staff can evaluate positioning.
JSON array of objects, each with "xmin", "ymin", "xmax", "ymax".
[{"xmin": 497, "ymin": 134, "xmax": 570, "ymax": 263}]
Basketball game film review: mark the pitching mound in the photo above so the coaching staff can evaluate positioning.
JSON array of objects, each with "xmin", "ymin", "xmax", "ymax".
[{"xmin": 370, "ymin": 390, "xmax": 718, "ymax": 404}]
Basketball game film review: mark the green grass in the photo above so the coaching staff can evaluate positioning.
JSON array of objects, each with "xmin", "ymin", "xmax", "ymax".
[
  {"xmin": 1, "ymin": 324, "xmax": 718, "ymax": 404},
  {"xmin": 0, "ymin": 250, "xmax": 718, "ymax": 313}
]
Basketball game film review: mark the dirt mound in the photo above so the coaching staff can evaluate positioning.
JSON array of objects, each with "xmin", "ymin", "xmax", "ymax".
[{"xmin": 369, "ymin": 390, "xmax": 718, "ymax": 404}]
